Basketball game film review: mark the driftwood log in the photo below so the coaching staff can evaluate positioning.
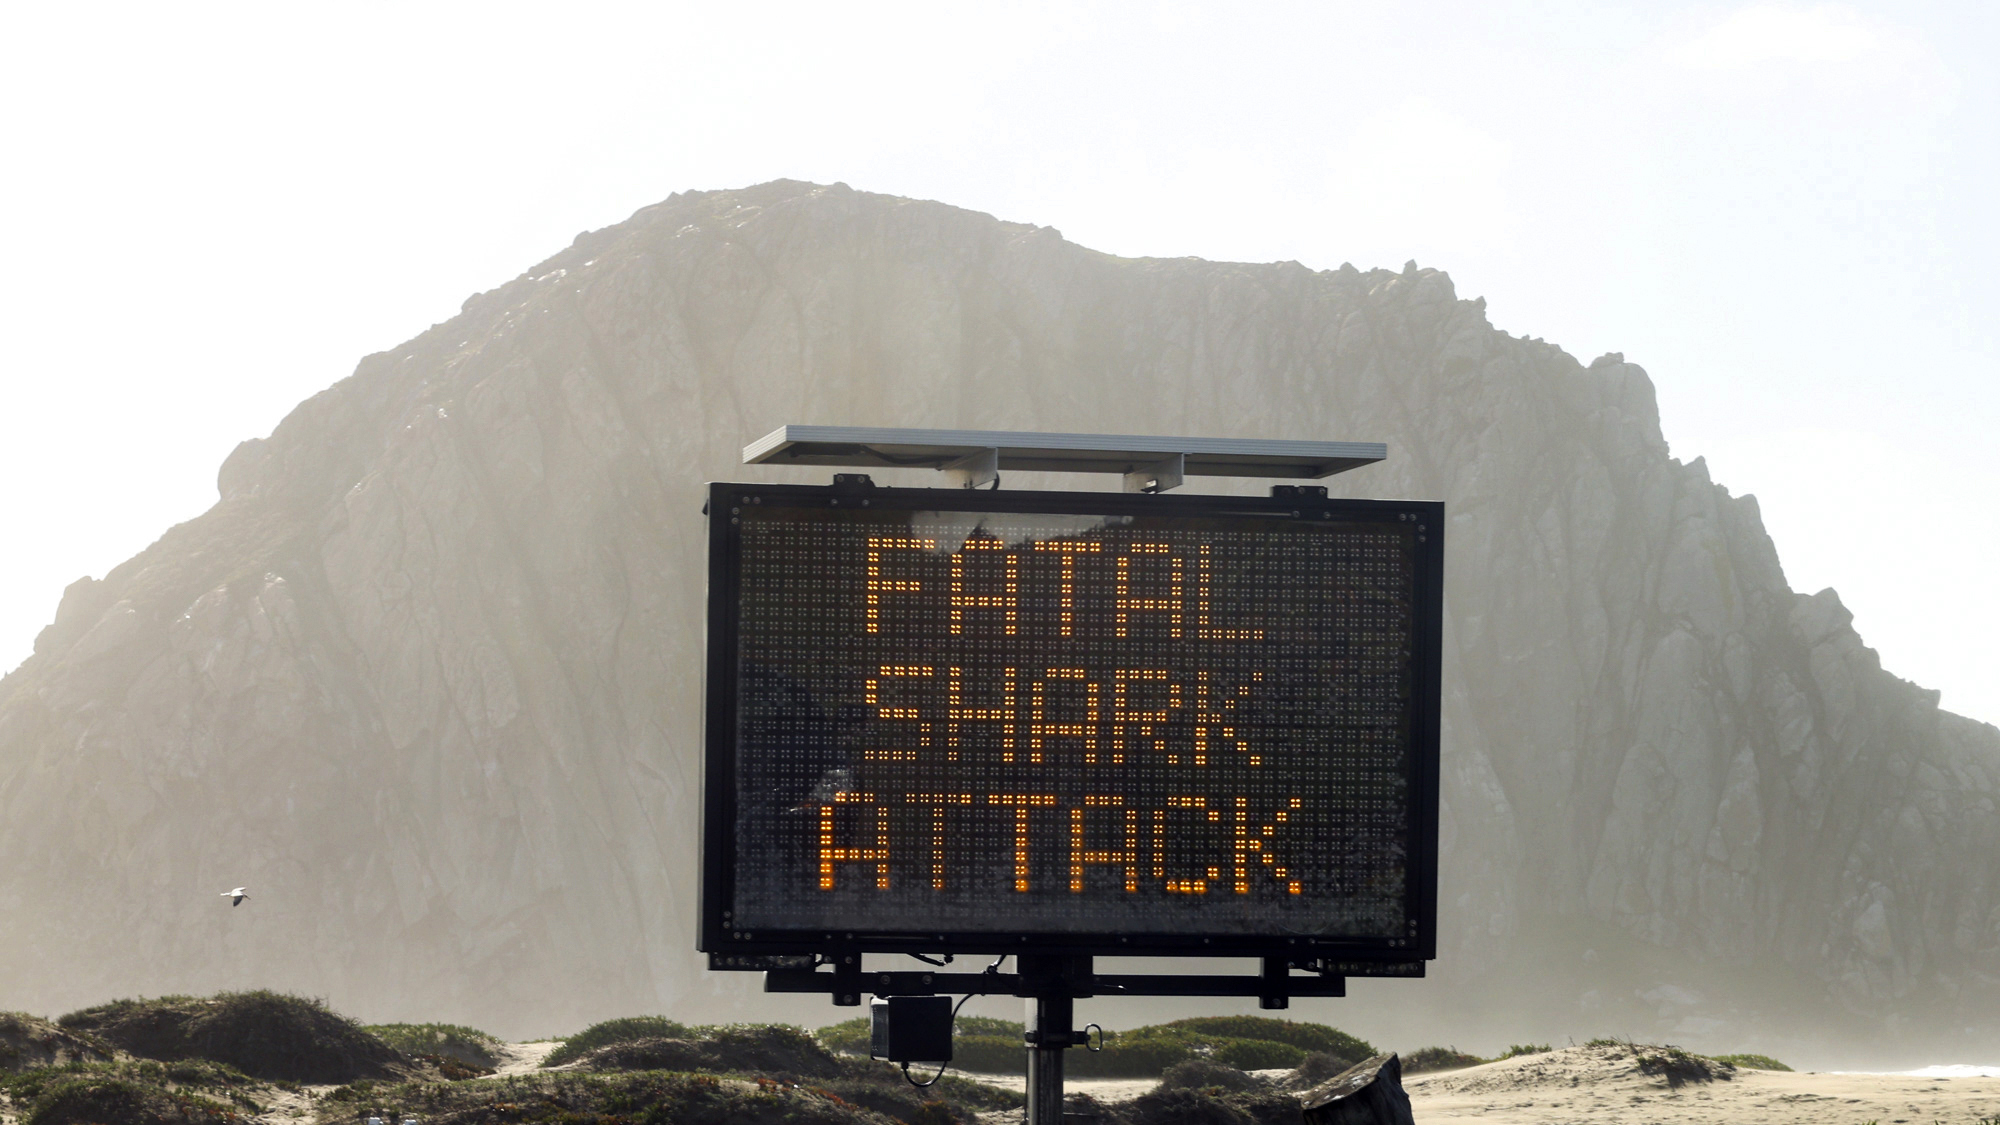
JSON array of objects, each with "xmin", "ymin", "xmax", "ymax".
[{"xmin": 1299, "ymin": 1053, "xmax": 1416, "ymax": 1125}]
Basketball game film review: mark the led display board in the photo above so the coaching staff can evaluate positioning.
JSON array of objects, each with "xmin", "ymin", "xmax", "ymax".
[{"xmin": 699, "ymin": 483, "xmax": 1442, "ymax": 961}]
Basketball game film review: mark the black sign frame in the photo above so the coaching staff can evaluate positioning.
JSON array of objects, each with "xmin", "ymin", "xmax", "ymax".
[{"xmin": 699, "ymin": 480, "xmax": 1443, "ymax": 965}]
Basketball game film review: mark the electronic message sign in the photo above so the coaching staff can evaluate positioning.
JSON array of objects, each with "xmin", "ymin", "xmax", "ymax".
[{"xmin": 700, "ymin": 483, "xmax": 1442, "ymax": 961}]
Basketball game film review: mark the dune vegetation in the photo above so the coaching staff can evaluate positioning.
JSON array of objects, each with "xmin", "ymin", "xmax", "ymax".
[{"xmin": 0, "ymin": 989, "xmax": 1807, "ymax": 1125}]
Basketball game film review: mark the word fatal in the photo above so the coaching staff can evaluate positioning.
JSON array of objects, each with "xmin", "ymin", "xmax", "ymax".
[{"xmin": 862, "ymin": 536, "xmax": 1267, "ymax": 639}]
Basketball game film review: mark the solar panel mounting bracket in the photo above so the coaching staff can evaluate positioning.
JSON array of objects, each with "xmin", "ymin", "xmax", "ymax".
[
  {"xmin": 944, "ymin": 447, "xmax": 1000, "ymax": 490},
  {"xmin": 1123, "ymin": 453, "xmax": 1184, "ymax": 494}
]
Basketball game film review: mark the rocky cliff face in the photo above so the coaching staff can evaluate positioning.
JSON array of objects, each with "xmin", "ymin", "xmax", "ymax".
[{"xmin": 2, "ymin": 181, "xmax": 1995, "ymax": 1052}]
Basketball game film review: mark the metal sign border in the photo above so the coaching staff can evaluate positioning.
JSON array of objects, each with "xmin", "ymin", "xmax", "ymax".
[{"xmin": 699, "ymin": 480, "xmax": 1443, "ymax": 964}]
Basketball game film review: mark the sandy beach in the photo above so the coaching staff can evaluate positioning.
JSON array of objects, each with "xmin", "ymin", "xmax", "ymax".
[
  {"xmin": 964, "ymin": 1046, "xmax": 2000, "ymax": 1124},
  {"xmin": 1399, "ymin": 1046, "xmax": 2000, "ymax": 1124}
]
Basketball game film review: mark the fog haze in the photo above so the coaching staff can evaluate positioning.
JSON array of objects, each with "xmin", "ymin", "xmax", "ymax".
[
  {"xmin": 2, "ymin": 180, "xmax": 1994, "ymax": 1068},
  {"xmin": 2, "ymin": 1, "xmax": 1996, "ymax": 720},
  {"xmin": 1, "ymin": 0, "xmax": 1997, "ymax": 1069}
]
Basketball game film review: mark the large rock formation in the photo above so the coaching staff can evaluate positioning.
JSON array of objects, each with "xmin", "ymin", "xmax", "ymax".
[{"xmin": 1, "ymin": 181, "xmax": 1994, "ymax": 1055}]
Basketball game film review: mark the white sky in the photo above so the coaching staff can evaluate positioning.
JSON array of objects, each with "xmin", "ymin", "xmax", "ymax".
[{"xmin": 1, "ymin": 1, "xmax": 1994, "ymax": 723}]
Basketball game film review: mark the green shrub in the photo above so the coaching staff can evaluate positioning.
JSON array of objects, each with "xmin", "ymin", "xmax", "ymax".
[
  {"xmin": 686, "ymin": 1024, "xmax": 842, "ymax": 1077},
  {"xmin": 1288, "ymin": 1050, "xmax": 1362, "ymax": 1089},
  {"xmin": 2, "ymin": 1064, "xmax": 104, "ymax": 1107},
  {"xmin": 544, "ymin": 1017, "xmax": 693, "ymax": 1067},
  {"xmin": 954, "ymin": 1016, "xmax": 1023, "ymax": 1038},
  {"xmin": 1160, "ymin": 1058, "xmax": 1261, "ymax": 1092},
  {"xmin": 805, "ymin": 1076, "xmax": 947, "ymax": 1123},
  {"xmin": 951, "ymin": 1034, "xmax": 1028, "ymax": 1074},
  {"xmin": 818, "ymin": 1015, "xmax": 1028, "ymax": 1063},
  {"xmin": 2, "ymin": 1058, "xmax": 267, "ymax": 1115},
  {"xmin": 365, "ymin": 1022, "xmax": 503, "ymax": 1068},
  {"xmin": 1400, "ymin": 1046, "xmax": 1485, "ymax": 1073},
  {"xmin": 951, "ymin": 1027, "xmax": 1200, "ymax": 1077},
  {"xmin": 160, "ymin": 1059, "xmax": 253, "ymax": 1085},
  {"xmin": 1212, "ymin": 1039, "xmax": 1305, "ymax": 1071},
  {"xmin": 821, "ymin": 1015, "xmax": 1033, "ymax": 1073},
  {"xmin": 0, "ymin": 1013, "xmax": 116, "ymax": 1073},
  {"xmin": 1126, "ymin": 1083, "xmax": 1298, "ymax": 1125},
  {"xmin": 556, "ymin": 1022, "xmax": 840, "ymax": 1079},
  {"xmin": 928, "ymin": 1071, "xmax": 1024, "ymax": 1110},
  {"xmin": 1163, "ymin": 1017, "xmax": 1377, "ymax": 1061},
  {"xmin": 55, "ymin": 995, "xmax": 201, "ymax": 1029},
  {"xmin": 816, "ymin": 1017, "xmax": 870, "ymax": 1056},
  {"xmin": 1635, "ymin": 1046, "xmax": 1724, "ymax": 1086},
  {"xmin": 315, "ymin": 1069, "xmax": 905, "ymax": 1125},
  {"xmin": 1070, "ymin": 1026, "xmax": 1202, "ymax": 1078},
  {"xmin": 1499, "ymin": 1043, "xmax": 1551, "ymax": 1059},
  {"xmin": 318, "ymin": 1055, "xmax": 1014, "ymax": 1123},
  {"xmin": 1713, "ymin": 1053, "xmax": 1791, "ymax": 1072},
  {"xmin": 55, "ymin": 990, "xmax": 400, "ymax": 1084},
  {"xmin": 24, "ymin": 1075, "xmax": 238, "ymax": 1125},
  {"xmin": 822, "ymin": 1014, "xmax": 1364, "ymax": 1079}
]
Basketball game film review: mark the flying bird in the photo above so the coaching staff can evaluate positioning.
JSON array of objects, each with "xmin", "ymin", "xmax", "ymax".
[{"xmin": 221, "ymin": 887, "xmax": 248, "ymax": 907}]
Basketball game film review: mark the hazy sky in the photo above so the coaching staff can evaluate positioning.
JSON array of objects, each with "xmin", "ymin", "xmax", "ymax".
[{"xmin": 2, "ymin": 1, "xmax": 1995, "ymax": 722}]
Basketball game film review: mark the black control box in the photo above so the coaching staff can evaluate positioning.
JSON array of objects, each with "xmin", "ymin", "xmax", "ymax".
[{"xmin": 870, "ymin": 996, "xmax": 954, "ymax": 1064}]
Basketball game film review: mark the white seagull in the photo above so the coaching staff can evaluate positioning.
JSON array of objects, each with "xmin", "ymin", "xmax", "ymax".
[{"xmin": 221, "ymin": 887, "xmax": 248, "ymax": 907}]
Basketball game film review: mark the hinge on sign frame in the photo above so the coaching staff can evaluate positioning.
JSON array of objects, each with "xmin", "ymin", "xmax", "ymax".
[
  {"xmin": 1258, "ymin": 956, "xmax": 1289, "ymax": 1010},
  {"xmin": 830, "ymin": 950, "xmax": 864, "ymax": 1006}
]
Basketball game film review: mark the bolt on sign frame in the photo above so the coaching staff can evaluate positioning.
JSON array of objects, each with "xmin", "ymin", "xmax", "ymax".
[{"xmin": 700, "ymin": 458, "xmax": 1443, "ymax": 986}]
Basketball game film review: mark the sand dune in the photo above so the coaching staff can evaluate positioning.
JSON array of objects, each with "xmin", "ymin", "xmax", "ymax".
[{"xmin": 1403, "ymin": 1045, "xmax": 2000, "ymax": 1124}]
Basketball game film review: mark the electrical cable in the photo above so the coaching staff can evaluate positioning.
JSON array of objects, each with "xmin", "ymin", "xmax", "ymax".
[{"xmin": 853, "ymin": 444, "xmax": 1003, "ymax": 487}]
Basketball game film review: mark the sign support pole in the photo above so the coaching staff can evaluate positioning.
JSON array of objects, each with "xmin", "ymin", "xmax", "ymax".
[
  {"xmin": 1020, "ymin": 954, "xmax": 1090, "ymax": 1125},
  {"xmin": 1025, "ymin": 994, "xmax": 1068, "ymax": 1125}
]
